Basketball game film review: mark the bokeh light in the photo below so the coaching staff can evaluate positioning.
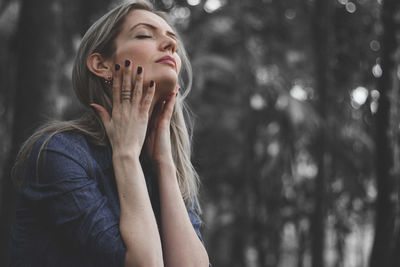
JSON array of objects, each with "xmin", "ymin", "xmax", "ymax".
[
  {"xmin": 372, "ymin": 64, "xmax": 382, "ymax": 77},
  {"xmin": 370, "ymin": 40, "xmax": 380, "ymax": 51},
  {"xmin": 187, "ymin": 0, "xmax": 201, "ymax": 6},
  {"xmin": 250, "ymin": 93, "xmax": 266, "ymax": 110},
  {"xmin": 284, "ymin": 9, "xmax": 296, "ymax": 20},
  {"xmin": 204, "ymin": 0, "xmax": 224, "ymax": 13},
  {"xmin": 346, "ymin": 2, "xmax": 357, "ymax": 13},
  {"xmin": 290, "ymin": 85, "xmax": 308, "ymax": 101},
  {"xmin": 351, "ymin": 86, "xmax": 369, "ymax": 108}
]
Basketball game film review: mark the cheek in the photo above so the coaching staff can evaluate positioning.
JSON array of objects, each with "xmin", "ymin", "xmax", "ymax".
[
  {"xmin": 176, "ymin": 57, "xmax": 182, "ymax": 74},
  {"xmin": 114, "ymin": 44, "xmax": 151, "ymax": 66}
]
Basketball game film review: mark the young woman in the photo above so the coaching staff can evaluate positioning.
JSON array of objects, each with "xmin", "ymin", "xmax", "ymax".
[{"xmin": 8, "ymin": 1, "xmax": 210, "ymax": 266}]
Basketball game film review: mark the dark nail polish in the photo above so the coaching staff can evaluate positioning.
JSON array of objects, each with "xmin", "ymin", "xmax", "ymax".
[
  {"xmin": 125, "ymin": 60, "xmax": 130, "ymax": 67},
  {"xmin": 150, "ymin": 80, "xmax": 154, "ymax": 87},
  {"xmin": 115, "ymin": 64, "xmax": 120, "ymax": 71},
  {"xmin": 137, "ymin": 66, "xmax": 142, "ymax": 74}
]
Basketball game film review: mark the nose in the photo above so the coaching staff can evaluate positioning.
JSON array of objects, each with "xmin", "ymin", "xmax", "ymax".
[{"xmin": 160, "ymin": 35, "xmax": 177, "ymax": 53}]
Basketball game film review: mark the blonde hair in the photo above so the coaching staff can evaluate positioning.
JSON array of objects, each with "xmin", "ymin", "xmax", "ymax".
[{"xmin": 11, "ymin": 1, "xmax": 200, "ymax": 211}]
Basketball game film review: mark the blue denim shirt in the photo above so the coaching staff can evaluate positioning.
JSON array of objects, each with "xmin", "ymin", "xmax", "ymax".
[{"xmin": 8, "ymin": 131, "xmax": 206, "ymax": 267}]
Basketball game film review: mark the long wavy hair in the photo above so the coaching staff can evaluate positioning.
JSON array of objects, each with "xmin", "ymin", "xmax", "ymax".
[{"xmin": 11, "ymin": 1, "xmax": 200, "ymax": 210}]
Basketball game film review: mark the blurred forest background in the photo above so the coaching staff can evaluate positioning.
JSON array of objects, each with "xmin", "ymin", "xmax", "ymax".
[{"xmin": 1, "ymin": 0, "xmax": 400, "ymax": 266}]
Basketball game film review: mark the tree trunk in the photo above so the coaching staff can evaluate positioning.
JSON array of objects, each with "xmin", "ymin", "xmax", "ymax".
[
  {"xmin": 369, "ymin": 0, "xmax": 400, "ymax": 267},
  {"xmin": 392, "ymin": 72, "xmax": 400, "ymax": 265},
  {"xmin": 0, "ymin": 1, "xmax": 62, "ymax": 265},
  {"xmin": 0, "ymin": 3, "xmax": 19, "ymax": 264},
  {"xmin": 391, "ymin": 43, "xmax": 400, "ymax": 267},
  {"xmin": 310, "ymin": 0, "xmax": 332, "ymax": 266},
  {"xmin": 231, "ymin": 2, "xmax": 255, "ymax": 266},
  {"xmin": 0, "ymin": 0, "xmax": 112, "ymax": 265},
  {"xmin": 297, "ymin": 223, "xmax": 306, "ymax": 267}
]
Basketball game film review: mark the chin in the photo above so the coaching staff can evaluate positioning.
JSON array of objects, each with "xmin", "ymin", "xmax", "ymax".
[{"xmin": 153, "ymin": 76, "xmax": 178, "ymax": 98}]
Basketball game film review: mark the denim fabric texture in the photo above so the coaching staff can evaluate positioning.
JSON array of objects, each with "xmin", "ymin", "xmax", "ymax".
[{"xmin": 8, "ymin": 131, "xmax": 205, "ymax": 267}]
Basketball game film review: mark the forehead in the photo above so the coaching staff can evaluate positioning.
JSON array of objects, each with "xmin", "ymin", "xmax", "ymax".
[{"xmin": 123, "ymin": 9, "xmax": 174, "ymax": 33}]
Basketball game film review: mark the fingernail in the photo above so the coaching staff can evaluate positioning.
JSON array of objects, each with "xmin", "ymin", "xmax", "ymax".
[
  {"xmin": 137, "ymin": 66, "xmax": 142, "ymax": 74},
  {"xmin": 125, "ymin": 60, "xmax": 130, "ymax": 67},
  {"xmin": 115, "ymin": 64, "xmax": 120, "ymax": 71},
  {"xmin": 150, "ymin": 80, "xmax": 154, "ymax": 87}
]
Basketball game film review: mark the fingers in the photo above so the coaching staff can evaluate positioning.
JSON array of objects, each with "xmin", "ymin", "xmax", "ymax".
[
  {"xmin": 161, "ymin": 91, "xmax": 177, "ymax": 123},
  {"xmin": 142, "ymin": 80, "xmax": 156, "ymax": 114},
  {"xmin": 121, "ymin": 60, "xmax": 133, "ymax": 104},
  {"xmin": 132, "ymin": 65, "xmax": 143, "ymax": 106},
  {"xmin": 149, "ymin": 100, "xmax": 163, "ymax": 129},
  {"xmin": 112, "ymin": 64, "xmax": 121, "ymax": 107},
  {"xmin": 150, "ymin": 90, "xmax": 177, "ymax": 130},
  {"xmin": 110, "ymin": 59, "xmax": 155, "ymax": 118},
  {"xmin": 90, "ymin": 103, "xmax": 111, "ymax": 126}
]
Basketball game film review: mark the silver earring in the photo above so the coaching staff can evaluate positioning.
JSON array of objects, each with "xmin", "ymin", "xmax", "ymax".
[{"xmin": 104, "ymin": 75, "xmax": 113, "ymax": 87}]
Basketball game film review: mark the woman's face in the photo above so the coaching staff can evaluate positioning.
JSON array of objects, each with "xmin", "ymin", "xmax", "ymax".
[{"xmin": 111, "ymin": 9, "xmax": 182, "ymax": 100}]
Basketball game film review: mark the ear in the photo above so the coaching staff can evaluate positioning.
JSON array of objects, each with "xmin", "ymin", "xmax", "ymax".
[{"xmin": 86, "ymin": 53, "xmax": 112, "ymax": 79}]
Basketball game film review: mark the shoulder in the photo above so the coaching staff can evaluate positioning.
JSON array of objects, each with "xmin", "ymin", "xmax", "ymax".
[
  {"xmin": 30, "ymin": 131, "xmax": 93, "ymax": 173},
  {"xmin": 35, "ymin": 131, "xmax": 89, "ymax": 153}
]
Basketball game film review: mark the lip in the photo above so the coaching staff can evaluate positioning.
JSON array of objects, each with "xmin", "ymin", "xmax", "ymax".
[{"xmin": 156, "ymin": 55, "xmax": 176, "ymax": 69}]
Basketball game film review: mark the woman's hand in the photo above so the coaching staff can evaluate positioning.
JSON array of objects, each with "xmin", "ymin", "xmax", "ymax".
[
  {"xmin": 145, "ymin": 87, "xmax": 178, "ymax": 167},
  {"xmin": 90, "ymin": 60, "xmax": 155, "ymax": 157}
]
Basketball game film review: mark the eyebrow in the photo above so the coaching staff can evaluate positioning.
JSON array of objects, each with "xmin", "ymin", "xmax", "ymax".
[{"xmin": 129, "ymin": 23, "xmax": 178, "ymax": 41}]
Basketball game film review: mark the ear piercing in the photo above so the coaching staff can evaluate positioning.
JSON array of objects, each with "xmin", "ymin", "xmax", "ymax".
[{"xmin": 104, "ymin": 75, "xmax": 113, "ymax": 87}]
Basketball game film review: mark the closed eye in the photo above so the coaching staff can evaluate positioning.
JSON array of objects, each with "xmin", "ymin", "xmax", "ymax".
[{"xmin": 136, "ymin": 35, "xmax": 152, "ymax": 39}]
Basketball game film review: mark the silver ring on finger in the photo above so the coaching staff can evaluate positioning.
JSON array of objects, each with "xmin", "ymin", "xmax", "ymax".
[{"xmin": 121, "ymin": 90, "xmax": 131, "ymax": 100}]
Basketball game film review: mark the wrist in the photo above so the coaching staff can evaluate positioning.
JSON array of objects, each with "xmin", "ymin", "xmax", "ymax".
[
  {"xmin": 112, "ymin": 150, "xmax": 140, "ymax": 163},
  {"xmin": 155, "ymin": 159, "xmax": 176, "ymax": 173}
]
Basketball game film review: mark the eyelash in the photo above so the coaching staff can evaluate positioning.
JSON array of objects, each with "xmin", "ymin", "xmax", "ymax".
[
  {"xmin": 136, "ymin": 35, "xmax": 179, "ymax": 52},
  {"xmin": 136, "ymin": 35, "xmax": 152, "ymax": 39}
]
